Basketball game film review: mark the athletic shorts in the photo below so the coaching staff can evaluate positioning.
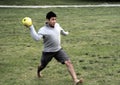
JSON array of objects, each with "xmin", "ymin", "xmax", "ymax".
[{"xmin": 40, "ymin": 49, "xmax": 70, "ymax": 67}]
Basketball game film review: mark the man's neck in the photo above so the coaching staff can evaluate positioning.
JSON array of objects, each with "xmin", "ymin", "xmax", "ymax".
[
  {"xmin": 49, "ymin": 25, "xmax": 54, "ymax": 28},
  {"xmin": 46, "ymin": 22, "xmax": 54, "ymax": 28}
]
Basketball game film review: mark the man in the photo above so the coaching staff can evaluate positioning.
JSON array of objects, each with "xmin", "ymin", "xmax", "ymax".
[{"xmin": 24, "ymin": 11, "xmax": 83, "ymax": 85}]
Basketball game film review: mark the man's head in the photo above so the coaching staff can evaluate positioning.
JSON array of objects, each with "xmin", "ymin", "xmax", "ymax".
[
  {"xmin": 46, "ymin": 11, "xmax": 57, "ymax": 27},
  {"xmin": 46, "ymin": 11, "xmax": 57, "ymax": 20}
]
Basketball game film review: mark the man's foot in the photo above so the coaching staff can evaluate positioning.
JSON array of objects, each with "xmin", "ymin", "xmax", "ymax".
[
  {"xmin": 74, "ymin": 78, "xmax": 83, "ymax": 85},
  {"xmin": 37, "ymin": 66, "xmax": 43, "ymax": 78},
  {"xmin": 37, "ymin": 72, "xmax": 42, "ymax": 78}
]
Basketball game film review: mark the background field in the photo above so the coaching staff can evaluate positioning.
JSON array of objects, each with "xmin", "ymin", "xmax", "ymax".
[
  {"xmin": 0, "ymin": 1, "xmax": 120, "ymax": 85},
  {"xmin": 0, "ymin": 0, "xmax": 120, "ymax": 5}
]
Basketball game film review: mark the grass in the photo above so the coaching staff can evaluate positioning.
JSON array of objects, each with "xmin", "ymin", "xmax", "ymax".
[
  {"xmin": 0, "ymin": 0, "xmax": 120, "ymax": 5},
  {"xmin": 0, "ymin": 7, "xmax": 120, "ymax": 85}
]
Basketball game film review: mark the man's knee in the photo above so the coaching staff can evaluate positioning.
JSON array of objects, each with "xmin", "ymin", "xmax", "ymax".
[{"xmin": 65, "ymin": 60, "xmax": 72, "ymax": 66}]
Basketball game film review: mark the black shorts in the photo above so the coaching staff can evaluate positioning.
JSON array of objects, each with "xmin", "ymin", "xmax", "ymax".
[{"xmin": 40, "ymin": 49, "xmax": 69, "ymax": 67}]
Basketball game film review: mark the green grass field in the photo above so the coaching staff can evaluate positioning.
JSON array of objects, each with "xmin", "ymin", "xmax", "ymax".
[
  {"xmin": 0, "ymin": 7, "xmax": 120, "ymax": 85},
  {"xmin": 0, "ymin": 0, "xmax": 119, "ymax": 5}
]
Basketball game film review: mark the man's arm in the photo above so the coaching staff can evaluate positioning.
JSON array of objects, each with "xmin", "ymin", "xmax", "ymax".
[
  {"xmin": 29, "ymin": 25, "xmax": 43, "ymax": 41},
  {"xmin": 57, "ymin": 23, "xmax": 69, "ymax": 36},
  {"xmin": 61, "ymin": 29, "xmax": 69, "ymax": 36}
]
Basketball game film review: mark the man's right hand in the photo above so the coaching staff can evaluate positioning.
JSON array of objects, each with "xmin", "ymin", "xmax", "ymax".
[{"xmin": 22, "ymin": 17, "xmax": 33, "ymax": 28}]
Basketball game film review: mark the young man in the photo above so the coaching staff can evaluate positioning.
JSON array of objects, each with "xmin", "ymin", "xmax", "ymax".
[{"xmin": 25, "ymin": 11, "xmax": 83, "ymax": 85}]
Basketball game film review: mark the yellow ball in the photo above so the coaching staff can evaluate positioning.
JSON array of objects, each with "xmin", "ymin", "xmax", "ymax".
[{"xmin": 22, "ymin": 17, "xmax": 32, "ymax": 27}]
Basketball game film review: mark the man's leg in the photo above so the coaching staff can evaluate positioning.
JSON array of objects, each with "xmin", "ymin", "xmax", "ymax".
[
  {"xmin": 65, "ymin": 60, "xmax": 83, "ymax": 85},
  {"xmin": 54, "ymin": 49, "xmax": 83, "ymax": 84},
  {"xmin": 37, "ymin": 65, "xmax": 45, "ymax": 78},
  {"xmin": 37, "ymin": 52, "xmax": 54, "ymax": 78}
]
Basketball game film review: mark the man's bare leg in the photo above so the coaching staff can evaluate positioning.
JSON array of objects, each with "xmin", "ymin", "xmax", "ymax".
[{"xmin": 65, "ymin": 60, "xmax": 83, "ymax": 85}]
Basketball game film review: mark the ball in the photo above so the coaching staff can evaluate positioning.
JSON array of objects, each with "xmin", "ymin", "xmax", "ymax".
[{"xmin": 22, "ymin": 17, "xmax": 32, "ymax": 27}]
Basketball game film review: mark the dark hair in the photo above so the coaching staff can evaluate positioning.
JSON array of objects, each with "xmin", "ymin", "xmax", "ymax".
[{"xmin": 46, "ymin": 11, "xmax": 57, "ymax": 20}]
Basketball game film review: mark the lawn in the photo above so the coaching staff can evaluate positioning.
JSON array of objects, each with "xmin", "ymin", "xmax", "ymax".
[
  {"xmin": 0, "ymin": 7, "xmax": 120, "ymax": 85},
  {"xmin": 0, "ymin": 0, "xmax": 119, "ymax": 5}
]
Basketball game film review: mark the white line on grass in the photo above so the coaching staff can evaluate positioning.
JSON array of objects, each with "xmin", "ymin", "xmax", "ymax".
[{"xmin": 0, "ymin": 4, "xmax": 120, "ymax": 8}]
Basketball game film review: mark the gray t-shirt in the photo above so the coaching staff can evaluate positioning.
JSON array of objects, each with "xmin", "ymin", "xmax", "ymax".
[{"xmin": 30, "ymin": 23, "xmax": 69, "ymax": 52}]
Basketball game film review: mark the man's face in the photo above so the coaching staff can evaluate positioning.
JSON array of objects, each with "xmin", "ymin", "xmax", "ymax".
[{"xmin": 48, "ymin": 17, "xmax": 56, "ymax": 27}]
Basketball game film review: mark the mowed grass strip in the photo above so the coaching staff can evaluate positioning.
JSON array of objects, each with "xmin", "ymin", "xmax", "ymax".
[{"xmin": 0, "ymin": 7, "xmax": 120, "ymax": 85}]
